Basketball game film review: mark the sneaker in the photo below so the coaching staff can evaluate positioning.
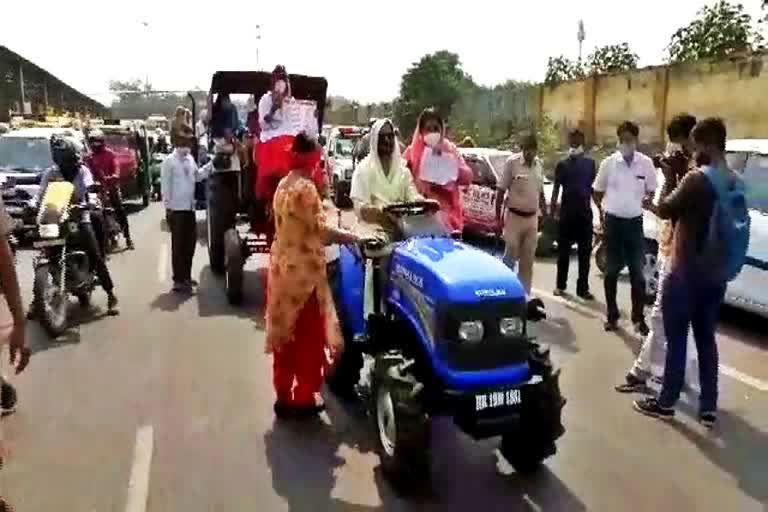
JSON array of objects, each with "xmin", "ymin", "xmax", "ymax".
[
  {"xmin": 293, "ymin": 402, "xmax": 327, "ymax": 418},
  {"xmin": 172, "ymin": 282, "xmax": 193, "ymax": 294},
  {"xmin": 577, "ymin": 290, "xmax": 595, "ymax": 301},
  {"xmin": 699, "ymin": 412, "xmax": 717, "ymax": 429},
  {"xmin": 552, "ymin": 288, "xmax": 565, "ymax": 297},
  {"xmin": 126, "ymin": 240, "xmax": 135, "ymax": 251},
  {"xmin": 604, "ymin": 319, "xmax": 619, "ymax": 332},
  {"xmin": 634, "ymin": 321, "xmax": 650, "ymax": 337},
  {"xmin": 615, "ymin": 373, "xmax": 649, "ymax": 393},
  {"xmin": 1, "ymin": 379, "xmax": 18, "ymax": 416},
  {"xmin": 633, "ymin": 397, "xmax": 675, "ymax": 420},
  {"xmin": 187, "ymin": 279, "xmax": 199, "ymax": 288},
  {"xmin": 107, "ymin": 294, "xmax": 120, "ymax": 316}
]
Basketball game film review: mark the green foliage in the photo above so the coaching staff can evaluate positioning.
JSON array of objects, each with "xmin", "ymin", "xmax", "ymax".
[
  {"xmin": 544, "ymin": 56, "xmax": 584, "ymax": 84},
  {"xmin": 394, "ymin": 51, "xmax": 477, "ymax": 137},
  {"xmin": 667, "ymin": 1, "xmax": 764, "ymax": 63},
  {"xmin": 585, "ymin": 43, "xmax": 639, "ymax": 74}
]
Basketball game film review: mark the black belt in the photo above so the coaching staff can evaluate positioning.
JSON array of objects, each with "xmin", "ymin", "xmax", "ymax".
[{"xmin": 508, "ymin": 207, "xmax": 537, "ymax": 218}]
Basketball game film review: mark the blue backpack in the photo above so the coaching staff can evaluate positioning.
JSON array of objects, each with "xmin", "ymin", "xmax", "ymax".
[{"xmin": 702, "ymin": 165, "xmax": 750, "ymax": 282}]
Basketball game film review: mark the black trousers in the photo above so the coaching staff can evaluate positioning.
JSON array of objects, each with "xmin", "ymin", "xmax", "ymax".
[
  {"xmin": 603, "ymin": 214, "xmax": 646, "ymax": 323},
  {"xmin": 80, "ymin": 217, "xmax": 114, "ymax": 292},
  {"xmin": 169, "ymin": 210, "xmax": 197, "ymax": 284},
  {"xmin": 556, "ymin": 214, "xmax": 593, "ymax": 295},
  {"xmin": 107, "ymin": 186, "xmax": 131, "ymax": 242}
]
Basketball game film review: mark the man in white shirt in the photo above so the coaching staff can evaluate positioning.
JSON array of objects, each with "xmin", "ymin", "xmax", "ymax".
[
  {"xmin": 593, "ymin": 121, "xmax": 657, "ymax": 334},
  {"xmin": 161, "ymin": 126, "xmax": 208, "ymax": 293}
]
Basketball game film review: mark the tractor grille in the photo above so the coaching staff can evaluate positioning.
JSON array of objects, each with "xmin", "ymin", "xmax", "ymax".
[{"xmin": 435, "ymin": 299, "xmax": 529, "ymax": 372}]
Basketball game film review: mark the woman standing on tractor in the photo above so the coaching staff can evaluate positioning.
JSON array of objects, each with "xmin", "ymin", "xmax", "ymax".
[
  {"xmin": 265, "ymin": 132, "xmax": 360, "ymax": 418},
  {"xmin": 403, "ymin": 108, "xmax": 472, "ymax": 233}
]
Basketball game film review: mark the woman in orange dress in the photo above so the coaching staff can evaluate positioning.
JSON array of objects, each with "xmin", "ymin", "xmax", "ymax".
[{"xmin": 265, "ymin": 132, "xmax": 360, "ymax": 418}]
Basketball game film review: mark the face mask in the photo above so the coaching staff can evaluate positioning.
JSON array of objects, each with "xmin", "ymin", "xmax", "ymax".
[
  {"xmin": 618, "ymin": 143, "xmax": 636, "ymax": 158},
  {"xmin": 568, "ymin": 146, "xmax": 584, "ymax": 156},
  {"xmin": 666, "ymin": 142, "xmax": 682, "ymax": 155},
  {"xmin": 274, "ymin": 80, "xmax": 287, "ymax": 94},
  {"xmin": 177, "ymin": 147, "xmax": 191, "ymax": 157},
  {"xmin": 423, "ymin": 132, "xmax": 441, "ymax": 148}
]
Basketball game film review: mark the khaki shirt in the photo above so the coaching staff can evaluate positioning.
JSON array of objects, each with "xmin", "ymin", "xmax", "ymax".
[{"xmin": 498, "ymin": 154, "xmax": 544, "ymax": 214}]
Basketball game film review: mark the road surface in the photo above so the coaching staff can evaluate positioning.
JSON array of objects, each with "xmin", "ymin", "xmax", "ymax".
[{"xmin": 0, "ymin": 203, "xmax": 766, "ymax": 511}]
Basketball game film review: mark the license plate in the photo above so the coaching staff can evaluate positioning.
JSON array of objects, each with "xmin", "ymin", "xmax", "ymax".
[
  {"xmin": 33, "ymin": 239, "xmax": 63, "ymax": 248},
  {"xmin": 475, "ymin": 389, "xmax": 522, "ymax": 412}
]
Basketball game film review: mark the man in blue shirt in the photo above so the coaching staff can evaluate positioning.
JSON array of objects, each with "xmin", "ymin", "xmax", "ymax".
[{"xmin": 550, "ymin": 129, "xmax": 598, "ymax": 299}]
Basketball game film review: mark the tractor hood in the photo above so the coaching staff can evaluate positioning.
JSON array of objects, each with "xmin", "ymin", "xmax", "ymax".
[{"xmin": 391, "ymin": 237, "xmax": 526, "ymax": 305}]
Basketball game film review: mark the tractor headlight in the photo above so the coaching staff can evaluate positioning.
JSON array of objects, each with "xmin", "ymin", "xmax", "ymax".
[
  {"xmin": 500, "ymin": 317, "xmax": 524, "ymax": 337},
  {"xmin": 458, "ymin": 320, "xmax": 484, "ymax": 343},
  {"xmin": 38, "ymin": 223, "xmax": 59, "ymax": 239}
]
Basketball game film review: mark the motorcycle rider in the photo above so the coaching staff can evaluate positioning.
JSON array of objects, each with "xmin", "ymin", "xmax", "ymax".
[
  {"xmin": 85, "ymin": 130, "xmax": 134, "ymax": 250},
  {"xmin": 32, "ymin": 136, "xmax": 119, "ymax": 315}
]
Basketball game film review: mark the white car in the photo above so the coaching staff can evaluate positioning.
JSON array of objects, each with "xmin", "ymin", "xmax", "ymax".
[
  {"xmin": 641, "ymin": 139, "xmax": 768, "ymax": 317},
  {"xmin": 326, "ymin": 126, "xmax": 363, "ymax": 207}
]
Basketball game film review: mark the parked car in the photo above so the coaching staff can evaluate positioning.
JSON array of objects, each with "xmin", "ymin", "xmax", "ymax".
[
  {"xmin": 459, "ymin": 147, "xmax": 555, "ymax": 233},
  {"xmin": 0, "ymin": 127, "xmax": 87, "ymax": 240},
  {"xmin": 637, "ymin": 139, "xmax": 768, "ymax": 317},
  {"xmin": 327, "ymin": 126, "xmax": 363, "ymax": 207}
]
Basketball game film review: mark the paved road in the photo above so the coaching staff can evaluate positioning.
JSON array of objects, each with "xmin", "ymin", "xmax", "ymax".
[{"xmin": 1, "ymin": 203, "xmax": 766, "ymax": 511}]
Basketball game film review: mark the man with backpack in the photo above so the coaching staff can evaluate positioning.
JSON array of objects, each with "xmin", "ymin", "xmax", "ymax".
[{"xmin": 634, "ymin": 118, "xmax": 750, "ymax": 428}]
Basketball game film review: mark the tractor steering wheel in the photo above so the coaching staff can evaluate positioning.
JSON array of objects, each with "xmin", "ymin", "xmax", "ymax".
[{"xmin": 382, "ymin": 200, "xmax": 440, "ymax": 218}]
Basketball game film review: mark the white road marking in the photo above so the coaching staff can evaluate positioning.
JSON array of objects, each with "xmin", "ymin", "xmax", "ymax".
[
  {"xmin": 532, "ymin": 287, "xmax": 768, "ymax": 393},
  {"xmin": 158, "ymin": 242, "xmax": 168, "ymax": 283},
  {"xmin": 125, "ymin": 425, "xmax": 154, "ymax": 512}
]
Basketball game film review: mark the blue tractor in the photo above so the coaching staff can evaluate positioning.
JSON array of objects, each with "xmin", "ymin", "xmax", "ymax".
[{"xmin": 331, "ymin": 201, "xmax": 566, "ymax": 487}]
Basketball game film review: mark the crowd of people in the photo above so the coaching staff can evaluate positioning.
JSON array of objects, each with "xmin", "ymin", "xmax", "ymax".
[{"xmin": 0, "ymin": 63, "xmax": 748, "ymax": 479}]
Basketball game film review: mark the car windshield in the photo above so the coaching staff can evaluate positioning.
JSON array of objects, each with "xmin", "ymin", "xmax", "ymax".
[
  {"xmin": 465, "ymin": 155, "xmax": 497, "ymax": 186},
  {"xmin": 0, "ymin": 137, "xmax": 53, "ymax": 172},
  {"xmin": 741, "ymin": 154, "xmax": 768, "ymax": 214},
  {"xmin": 335, "ymin": 138, "xmax": 355, "ymax": 157},
  {"xmin": 488, "ymin": 154, "xmax": 510, "ymax": 179}
]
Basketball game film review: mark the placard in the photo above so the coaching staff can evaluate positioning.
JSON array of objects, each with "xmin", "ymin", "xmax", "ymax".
[
  {"xmin": 420, "ymin": 148, "xmax": 459, "ymax": 186},
  {"xmin": 282, "ymin": 98, "xmax": 319, "ymax": 137}
]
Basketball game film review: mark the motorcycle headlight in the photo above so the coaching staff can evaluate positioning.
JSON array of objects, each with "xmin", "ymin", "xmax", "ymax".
[
  {"xmin": 38, "ymin": 223, "xmax": 59, "ymax": 239},
  {"xmin": 458, "ymin": 320, "xmax": 484, "ymax": 343},
  {"xmin": 500, "ymin": 317, "xmax": 524, "ymax": 337}
]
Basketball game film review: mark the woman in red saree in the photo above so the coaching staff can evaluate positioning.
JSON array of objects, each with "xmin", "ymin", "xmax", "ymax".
[
  {"xmin": 265, "ymin": 133, "xmax": 359, "ymax": 418},
  {"xmin": 403, "ymin": 108, "xmax": 473, "ymax": 232}
]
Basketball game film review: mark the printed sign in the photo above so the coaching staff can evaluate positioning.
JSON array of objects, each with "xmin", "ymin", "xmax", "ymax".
[
  {"xmin": 283, "ymin": 98, "xmax": 319, "ymax": 137},
  {"xmin": 420, "ymin": 149, "xmax": 459, "ymax": 186}
]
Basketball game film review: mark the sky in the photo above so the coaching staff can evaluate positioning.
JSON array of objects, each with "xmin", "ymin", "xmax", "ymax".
[{"xmin": 2, "ymin": 0, "xmax": 765, "ymax": 106}]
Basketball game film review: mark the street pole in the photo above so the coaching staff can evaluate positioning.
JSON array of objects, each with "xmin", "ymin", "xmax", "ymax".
[
  {"xmin": 256, "ymin": 25, "xmax": 262, "ymax": 70},
  {"xmin": 577, "ymin": 20, "xmax": 586, "ymax": 64},
  {"xmin": 141, "ymin": 20, "xmax": 151, "ymax": 90}
]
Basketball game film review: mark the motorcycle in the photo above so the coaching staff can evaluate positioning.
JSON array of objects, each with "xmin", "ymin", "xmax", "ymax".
[
  {"xmin": 93, "ymin": 181, "xmax": 123, "ymax": 254},
  {"xmin": 31, "ymin": 183, "xmax": 101, "ymax": 337}
]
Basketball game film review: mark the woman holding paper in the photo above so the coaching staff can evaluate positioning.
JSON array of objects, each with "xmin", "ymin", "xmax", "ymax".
[{"xmin": 403, "ymin": 108, "xmax": 472, "ymax": 232}]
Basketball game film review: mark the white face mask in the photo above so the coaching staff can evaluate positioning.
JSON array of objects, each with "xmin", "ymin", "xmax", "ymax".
[
  {"xmin": 423, "ymin": 132, "xmax": 441, "ymax": 148},
  {"xmin": 618, "ymin": 142, "xmax": 636, "ymax": 158},
  {"xmin": 568, "ymin": 146, "xmax": 584, "ymax": 156},
  {"xmin": 176, "ymin": 147, "xmax": 190, "ymax": 157},
  {"xmin": 274, "ymin": 80, "xmax": 287, "ymax": 94}
]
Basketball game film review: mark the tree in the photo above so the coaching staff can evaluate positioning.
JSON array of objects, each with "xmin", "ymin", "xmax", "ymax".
[
  {"xmin": 667, "ymin": 1, "xmax": 764, "ymax": 63},
  {"xmin": 394, "ymin": 51, "xmax": 476, "ymax": 137},
  {"xmin": 544, "ymin": 56, "xmax": 584, "ymax": 84},
  {"xmin": 108, "ymin": 79, "xmax": 194, "ymax": 120},
  {"xmin": 585, "ymin": 43, "xmax": 639, "ymax": 74}
]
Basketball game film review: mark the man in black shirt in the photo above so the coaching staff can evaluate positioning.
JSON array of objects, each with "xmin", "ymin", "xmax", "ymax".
[{"xmin": 550, "ymin": 129, "xmax": 598, "ymax": 299}]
